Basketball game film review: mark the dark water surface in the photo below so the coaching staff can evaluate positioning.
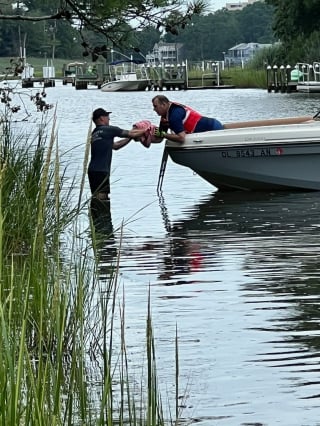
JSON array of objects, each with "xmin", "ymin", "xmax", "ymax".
[{"xmin": 15, "ymin": 83, "xmax": 320, "ymax": 424}]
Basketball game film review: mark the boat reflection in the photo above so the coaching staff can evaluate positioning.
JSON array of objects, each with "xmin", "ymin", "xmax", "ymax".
[
  {"xmin": 159, "ymin": 190, "xmax": 320, "ymax": 284},
  {"xmin": 159, "ymin": 191, "xmax": 320, "ymax": 392},
  {"xmin": 160, "ymin": 190, "xmax": 320, "ymax": 259},
  {"xmin": 158, "ymin": 194, "xmax": 207, "ymax": 285},
  {"xmin": 157, "ymin": 191, "xmax": 292, "ymax": 285}
]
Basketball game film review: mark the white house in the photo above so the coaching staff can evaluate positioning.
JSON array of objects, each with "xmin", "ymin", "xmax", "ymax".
[
  {"xmin": 225, "ymin": 0, "xmax": 260, "ymax": 11},
  {"xmin": 146, "ymin": 42, "xmax": 184, "ymax": 65},
  {"xmin": 224, "ymin": 42, "xmax": 271, "ymax": 67}
]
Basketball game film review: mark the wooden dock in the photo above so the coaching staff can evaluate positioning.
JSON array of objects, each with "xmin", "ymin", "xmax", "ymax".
[
  {"xmin": 267, "ymin": 81, "xmax": 297, "ymax": 93},
  {"xmin": 72, "ymin": 74, "xmax": 103, "ymax": 90},
  {"xmin": 20, "ymin": 61, "xmax": 235, "ymax": 91},
  {"xmin": 22, "ymin": 77, "xmax": 56, "ymax": 88},
  {"xmin": 62, "ymin": 62, "xmax": 231, "ymax": 91},
  {"xmin": 266, "ymin": 65, "xmax": 299, "ymax": 93},
  {"xmin": 187, "ymin": 84, "xmax": 235, "ymax": 90}
]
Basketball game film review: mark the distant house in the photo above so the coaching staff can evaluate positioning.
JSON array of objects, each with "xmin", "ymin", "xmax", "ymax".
[
  {"xmin": 223, "ymin": 42, "xmax": 271, "ymax": 67},
  {"xmin": 146, "ymin": 42, "xmax": 184, "ymax": 65},
  {"xmin": 225, "ymin": 0, "xmax": 260, "ymax": 11}
]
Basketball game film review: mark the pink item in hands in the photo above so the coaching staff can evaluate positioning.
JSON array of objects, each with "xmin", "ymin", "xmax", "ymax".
[{"xmin": 133, "ymin": 120, "xmax": 159, "ymax": 148}]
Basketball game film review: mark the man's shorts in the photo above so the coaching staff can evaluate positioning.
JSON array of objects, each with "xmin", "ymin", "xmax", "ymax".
[{"xmin": 88, "ymin": 172, "xmax": 110, "ymax": 199}]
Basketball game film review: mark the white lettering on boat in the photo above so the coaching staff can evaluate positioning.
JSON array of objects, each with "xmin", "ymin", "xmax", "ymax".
[{"xmin": 221, "ymin": 148, "xmax": 273, "ymax": 158}]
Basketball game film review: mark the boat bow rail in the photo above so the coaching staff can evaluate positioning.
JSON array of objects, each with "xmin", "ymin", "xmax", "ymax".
[{"xmin": 165, "ymin": 120, "xmax": 320, "ymax": 150}]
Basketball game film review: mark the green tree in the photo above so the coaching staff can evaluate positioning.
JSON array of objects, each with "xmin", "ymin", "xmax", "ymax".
[
  {"xmin": 237, "ymin": 1, "xmax": 275, "ymax": 43},
  {"xmin": 131, "ymin": 27, "xmax": 161, "ymax": 58},
  {"xmin": 0, "ymin": 0, "xmax": 205, "ymax": 50},
  {"xmin": 265, "ymin": 0, "xmax": 320, "ymax": 44},
  {"xmin": 162, "ymin": 11, "xmax": 242, "ymax": 61},
  {"xmin": 266, "ymin": 0, "xmax": 320, "ymax": 62},
  {"xmin": 161, "ymin": 1, "xmax": 274, "ymax": 61}
]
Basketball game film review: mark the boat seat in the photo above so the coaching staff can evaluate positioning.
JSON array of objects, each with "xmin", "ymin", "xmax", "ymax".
[{"xmin": 224, "ymin": 116, "xmax": 314, "ymax": 129}]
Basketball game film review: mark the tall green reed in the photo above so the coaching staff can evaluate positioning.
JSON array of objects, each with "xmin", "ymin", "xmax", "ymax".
[
  {"xmin": 221, "ymin": 68, "xmax": 267, "ymax": 89},
  {"xmin": 0, "ymin": 109, "xmax": 182, "ymax": 425}
]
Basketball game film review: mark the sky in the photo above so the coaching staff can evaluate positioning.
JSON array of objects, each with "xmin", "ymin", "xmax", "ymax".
[
  {"xmin": 208, "ymin": 0, "xmax": 254, "ymax": 12},
  {"xmin": 208, "ymin": 0, "xmax": 227, "ymax": 11}
]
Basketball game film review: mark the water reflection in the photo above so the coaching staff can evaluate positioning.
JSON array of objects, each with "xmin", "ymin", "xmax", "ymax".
[
  {"xmin": 160, "ymin": 191, "xmax": 320, "ymax": 402},
  {"xmin": 89, "ymin": 198, "xmax": 118, "ymax": 276},
  {"xmin": 158, "ymin": 194, "xmax": 206, "ymax": 285},
  {"xmin": 56, "ymin": 86, "xmax": 320, "ymax": 424},
  {"xmin": 160, "ymin": 191, "xmax": 320, "ymax": 277},
  {"xmin": 89, "ymin": 190, "xmax": 320, "ymax": 421}
]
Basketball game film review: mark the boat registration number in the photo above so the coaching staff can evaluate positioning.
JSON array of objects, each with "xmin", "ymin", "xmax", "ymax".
[{"xmin": 221, "ymin": 148, "xmax": 272, "ymax": 158}]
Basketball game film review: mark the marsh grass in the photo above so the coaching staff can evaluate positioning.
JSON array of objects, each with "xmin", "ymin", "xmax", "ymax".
[
  {"xmin": 187, "ymin": 67, "xmax": 267, "ymax": 89},
  {"xmin": 221, "ymin": 68, "xmax": 267, "ymax": 89},
  {"xmin": 0, "ymin": 111, "xmax": 181, "ymax": 425}
]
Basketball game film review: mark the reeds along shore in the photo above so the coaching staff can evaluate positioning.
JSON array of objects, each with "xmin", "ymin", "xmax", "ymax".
[{"xmin": 0, "ymin": 110, "xmax": 181, "ymax": 425}]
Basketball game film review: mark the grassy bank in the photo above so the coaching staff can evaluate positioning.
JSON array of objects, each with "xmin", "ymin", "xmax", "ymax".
[
  {"xmin": 0, "ymin": 106, "xmax": 180, "ymax": 425},
  {"xmin": 187, "ymin": 67, "xmax": 267, "ymax": 89},
  {"xmin": 221, "ymin": 68, "xmax": 267, "ymax": 89}
]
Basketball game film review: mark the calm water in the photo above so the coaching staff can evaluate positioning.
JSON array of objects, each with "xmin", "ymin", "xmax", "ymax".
[{"xmin": 11, "ymin": 82, "xmax": 320, "ymax": 424}]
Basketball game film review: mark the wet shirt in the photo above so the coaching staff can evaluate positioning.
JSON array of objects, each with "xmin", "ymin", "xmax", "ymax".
[
  {"xmin": 165, "ymin": 103, "xmax": 223, "ymax": 134},
  {"xmin": 88, "ymin": 125, "xmax": 127, "ymax": 173}
]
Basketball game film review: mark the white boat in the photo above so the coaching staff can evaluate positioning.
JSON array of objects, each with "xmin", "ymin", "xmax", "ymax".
[
  {"xmin": 295, "ymin": 62, "xmax": 320, "ymax": 93},
  {"xmin": 296, "ymin": 81, "xmax": 320, "ymax": 93},
  {"xmin": 100, "ymin": 60, "xmax": 150, "ymax": 92},
  {"xmin": 163, "ymin": 116, "xmax": 320, "ymax": 192},
  {"xmin": 62, "ymin": 62, "xmax": 85, "ymax": 85}
]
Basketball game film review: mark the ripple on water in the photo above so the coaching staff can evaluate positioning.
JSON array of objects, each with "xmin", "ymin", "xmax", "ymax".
[{"xmin": 15, "ymin": 84, "xmax": 320, "ymax": 425}]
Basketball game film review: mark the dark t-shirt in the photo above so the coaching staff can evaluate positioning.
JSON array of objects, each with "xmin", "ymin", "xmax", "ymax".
[
  {"xmin": 165, "ymin": 103, "xmax": 223, "ymax": 133},
  {"xmin": 88, "ymin": 125, "xmax": 127, "ymax": 173}
]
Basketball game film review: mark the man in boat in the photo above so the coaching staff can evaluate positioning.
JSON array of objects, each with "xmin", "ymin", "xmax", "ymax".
[
  {"xmin": 151, "ymin": 95, "xmax": 224, "ymax": 143},
  {"xmin": 88, "ymin": 108, "xmax": 145, "ymax": 201}
]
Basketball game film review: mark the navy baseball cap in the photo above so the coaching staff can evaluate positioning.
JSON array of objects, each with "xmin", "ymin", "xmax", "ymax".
[{"xmin": 92, "ymin": 108, "xmax": 112, "ymax": 121}]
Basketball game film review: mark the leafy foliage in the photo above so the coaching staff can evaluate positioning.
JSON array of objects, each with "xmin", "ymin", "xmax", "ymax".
[
  {"xmin": 0, "ymin": 0, "xmax": 274, "ymax": 61},
  {"xmin": 0, "ymin": 0, "xmax": 206, "ymax": 51},
  {"xmin": 266, "ymin": 0, "xmax": 320, "ymax": 62},
  {"xmin": 162, "ymin": 2, "xmax": 275, "ymax": 61},
  {"xmin": 237, "ymin": 1, "xmax": 274, "ymax": 43},
  {"xmin": 0, "ymin": 0, "xmax": 276, "ymax": 62},
  {"xmin": 266, "ymin": 0, "xmax": 320, "ymax": 43}
]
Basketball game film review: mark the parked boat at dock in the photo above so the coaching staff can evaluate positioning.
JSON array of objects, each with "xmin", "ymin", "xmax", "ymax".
[
  {"xmin": 100, "ymin": 60, "xmax": 150, "ymax": 92},
  {"xmin": 295, "ymin": 62, "xmax": 320, "ymax": 93},
  {"xmin": 296, "ymin": 80, "xmax": 320, "ymax": 93},
  {"xmin": 163, "ymin": 116, "xmax": 320, "ymax": 191}
]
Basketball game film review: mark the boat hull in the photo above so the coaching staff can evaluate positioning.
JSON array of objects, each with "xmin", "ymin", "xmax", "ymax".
[
  {"xmin": 165, "ymin": 121, "xmax": 320, "ymax": 191},
  {"xmin": 100, "ymin": 79, "xmax": 150, "ymax": 92},
  {"xmin": 296, "ymin": 81, "xmax": 320, "ymax": 93}
]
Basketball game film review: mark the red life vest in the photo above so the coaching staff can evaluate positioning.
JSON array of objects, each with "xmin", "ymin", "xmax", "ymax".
[{"xmin": 169, "ymin": 102, "xmax": 203, "ymax": 133}]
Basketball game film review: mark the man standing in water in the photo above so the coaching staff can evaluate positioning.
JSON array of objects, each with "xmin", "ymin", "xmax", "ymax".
[
  {"xmin": 88, "ymin": 108, "xmax": 145, "ymax": 200},
  {"xmin": 152, "ymin": 95, "xmax": 224, "ymax": 143}
]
